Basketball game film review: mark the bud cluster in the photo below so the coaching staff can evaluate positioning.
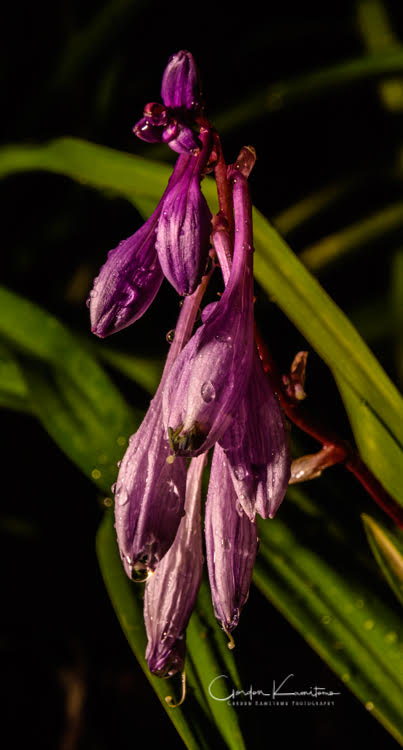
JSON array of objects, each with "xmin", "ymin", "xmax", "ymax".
[{"xmin": 90, "ymin": 51, "xmax": 290, "ymax": 682}]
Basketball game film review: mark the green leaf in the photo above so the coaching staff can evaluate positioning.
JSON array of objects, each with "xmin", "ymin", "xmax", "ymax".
[
  {"xmin": 0, "ymin": 286, "xmax": 137, "ymax": 492},
  {"xmin": 333, "ymin": 373, "xmax": 403, "ymax": 504},
  {"xmin": 362, "ymin": 513, "xmax": 403, "ymax": 607},
  {"xmin": 91, "ymin": 342, "xmax": 163, "ymax": 394},
  {"xmin": 254, "ymin": 486, "xmax": 403, "ymax": 746},
  {"xmin": 299, "ymin": 202, "xmax": 403, "ymax": 274},
  {"xmin": 0, "ymin": 340, "xmax": 32, "ymax": 413},
  {"xmin": 96, "ymin": 511, "xmax": 246, "ymax": 750}
]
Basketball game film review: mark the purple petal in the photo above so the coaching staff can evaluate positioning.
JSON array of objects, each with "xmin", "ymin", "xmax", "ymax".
[
  {"xmin": 156, "ymin": 152, "xmax": 211, "ymax": 295},
  {"xmin": 162, "ymin": 173, "xmax": 254, "ymax": 455},
  {"xmin": 144, "ymin": 454, "xmax": 206, "ymax": 676},
  {"xmin": 90, "ymin": 154, "xmax": 190, "ymax": 337},
  {"xmin": 205, "ymin": 443, "xmax": 258, "ymax": 632},
  {"xmin": 90, "ymin": 210, "xmax": 164, "ymax": 337},
  {"xmin": 220, "ymin": 352, "xmax": 291, "ymax": 520},
  {"xmin": 162, "ymin": 121, "xmax": 200, "ymax": 155},
  {"xmin": 161, "ymin": 50, "xmax": 202, "ymax": 111},
  {"xmin": 132, "ymin": 116, "xmax": 165, "ymax": 144},
  {"xmin": 114, "ymin": 388, "xmax": 187, "ymax": 575}
]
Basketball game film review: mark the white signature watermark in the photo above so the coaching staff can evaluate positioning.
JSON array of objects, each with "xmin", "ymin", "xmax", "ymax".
[{"xmin": 208, "ymin": 673, "xmax": 341, "ymax": 707}]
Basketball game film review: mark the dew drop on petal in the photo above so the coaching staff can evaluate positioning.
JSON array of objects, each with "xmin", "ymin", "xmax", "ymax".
[
  {"xmin": 201, "ymin": 380, "xmax": 216, "ymax": 402},
  {"xmin": 166, "ymin": 329, "xmax": 175, "ymax": 343},
  {"xmin": 234, "ymin": 465, "xmax": 247, "ymax": 481}
]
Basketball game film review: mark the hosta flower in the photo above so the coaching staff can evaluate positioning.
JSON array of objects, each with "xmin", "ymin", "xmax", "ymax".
[
  {"xmin": 91, "ymin": 49, "xmax": 293, "ymax": 688},
  {"xmin": 144, "ymin": 454, "xmax": 205, "ymax": 676},
  {"xmin": 205, "ymin": 443, "xmax": 258, "ymax": 634},
  {"xmin": 156, "ymin": 129, "xmax": 212, "ymax": 295},
  {"xmin": 114, "ymin": 285, "xmax": 205, "ymax": 577},
  {"xmin": 114, "ymin": 385, "xmax": 188, "ymax": 576},
  {"xmin": 90, "ymin": 153, "xmax": 189, "ymax": 337},
  {"xmin": 220, "ymin": 351, "xmax": 290, "ymax": 520},
  {"xmin": 162, "ymin": 169, "xmax": 254, "ymax": 456}
]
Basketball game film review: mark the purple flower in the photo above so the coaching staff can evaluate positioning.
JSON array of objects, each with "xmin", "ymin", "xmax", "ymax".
[
  {"xmin": 114, "ymin": 385, "xmax": 188, "ymax": 576},
  {"xmin": 220, "ymin": 352, "xmax": 290, "ymax": 520},
  {"xmin": 205, "ymin": 443, "xmax": 258, "ymax": 634},
  {"xmin": 89, "ymin": 208, "xmax": 163, "ymax": 337},
  {"xmin": 162, "ymin": 170, "xmax": 254, "ymax": 456},
  {"xmin": 90, "ymin": 153, "xmax": 193, "ymax": 337},
  {"xmin": 144, "ymin": 454, "xmax": 205, "ymax": 676},
  {"xmin": 156, "ymin": 129, "xmax": 212, "ymax": 295}
]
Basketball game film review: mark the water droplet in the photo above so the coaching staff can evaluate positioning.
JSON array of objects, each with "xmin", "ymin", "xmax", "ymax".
[
  {"xmin": 215, "ymin": 334, "xmax": 232, "ymax": 345},
  {"xmin": 363, "ymin": 619, "xmax": 375, "ymax": 631},
  {"xmin": 116, "ymin": 488, "xmax": 129, "ymax": 506},
  {"xmin": 91, "ymin": 468, "xmax": 101, "ymax": 480},
  {"xmin": 385, "ymin": 631, "xmax": 397, "ymax": 644},
  {"xmin": 234, "ymin": 465, "xmax": 246, "ymax": 481},
  {"xmin": 321, "ymin": 615, "xmax": 331, "ymax": 625},
  {"xmin": 365, "ymin": 701, "xmax": 374, "ymax": 712},
  {"xmin": 201, "ymin": 380, "xmax": 215, "ymax": 402},
  {"xmin": 103, "ymin": 497, "xmax": 113, "ymax": 508},
  {"xmin": 166, "ymin": 329, "xmax": 175, "ymax": 343}
]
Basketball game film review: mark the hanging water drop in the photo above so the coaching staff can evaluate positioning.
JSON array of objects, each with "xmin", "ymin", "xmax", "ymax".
[{"xmin": 201, "ymin": 380, "xmax": 215, "ymax": 402}]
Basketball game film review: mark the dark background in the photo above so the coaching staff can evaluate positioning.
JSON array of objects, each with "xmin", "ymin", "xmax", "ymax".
[{"xmin": 2, "ymin": 1, "xmax": 403, "ymax": 748}]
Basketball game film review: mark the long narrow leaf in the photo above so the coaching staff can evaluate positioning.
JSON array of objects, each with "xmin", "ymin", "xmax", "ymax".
[
  {"xmin": 362, "ymin": 514, "xmax": 403, "ymax": 607},
  {"xmin": 254, "ymin": 486, "xmax": 403, "ymax": 745}
]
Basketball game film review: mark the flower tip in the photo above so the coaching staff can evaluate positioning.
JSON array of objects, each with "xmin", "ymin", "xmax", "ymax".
[{"xmin": 161, "ymin": 50, "xmax": 202, "ymax": 111}]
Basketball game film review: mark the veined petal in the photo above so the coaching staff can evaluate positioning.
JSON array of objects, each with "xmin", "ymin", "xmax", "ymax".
[
  {"xmin": 205, "ymin": 443, "xmax": 258, "ymax": 632},
  {"xmin": 220, "ymin": 351, "xmax": 291, "ymax": 520},
  {"xmin": 161, "ymin": 50, "xmax": 202, "ymax": 111},
  {"xmin": 161, "ymin": 121, "xmax": 200, "ymax": 155},
  {"xmin": 114, "ymin": 388, "xmax": 187, "ymax": 575},
  {"xmin": 90, "ymin": 210, "xmax": 164, "ymax": 337},
  {"xmin": 144, "ymin": 454, "xmax": 206, "ymax": 676},
  {"xmin": 162, "ymin": 172, "xmax": 254, "ymax": 455},
  {"xmin": 90, "ymin": 154, "xmax": 189, "ymax": 337},
  {"xmin": 156, "ymin": 129, "xmax": 212, "ymax": 295},
  {"xmin": 132, "ymin": 117, "xmax": 165, "ymax": 144}
]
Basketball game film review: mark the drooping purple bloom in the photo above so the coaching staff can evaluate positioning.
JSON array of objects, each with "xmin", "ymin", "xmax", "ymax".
[
  {"xmin": 156, "ymin": 129, "xmax": 212, "ymax": 295},
  {"xmin": 114, "ymin": 386, "xmax": 188, "ymax": 575},
  {"xmin": 144, "ymin": 454, "xmax": 205, "ymax": 676},
  {"xmin": 90, "ymin": 153, "xmax": 190, "ymax": 337},
  {"xmin": 205, "ymin": 443, "xmax": 258, "ymax": 633},
  {"xmin": 162, "ymin": 170, "xmax": 254, "ymax": 455},
  {"xmin": 114, "ymin": 284, "xmax": 206, "ymax": 576},
  {"xmin": 89, "ymin": 209, "xmax": 163, "ymax": 337},
  {"xmin": 220, "ymin": 351, "xmax": 290, "ymax": 520}
]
